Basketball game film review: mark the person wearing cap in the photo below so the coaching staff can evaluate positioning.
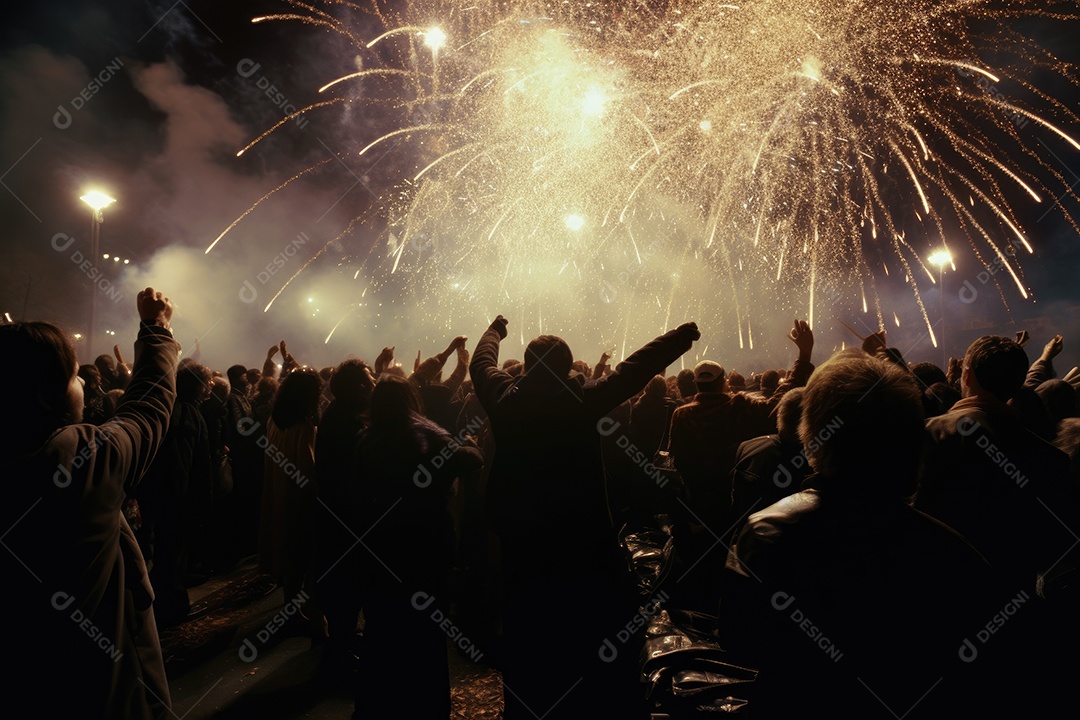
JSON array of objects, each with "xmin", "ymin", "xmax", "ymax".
[
  {"xmin": 470, "ymin": 315, "xmax": 700, "ymax": 720},
  {"xmin": 666, "ymin": 320, "xmax": 815, "ymax": 534}
]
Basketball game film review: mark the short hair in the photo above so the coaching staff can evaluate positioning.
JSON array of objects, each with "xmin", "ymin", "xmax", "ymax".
[
  {"xmin": 910, "ymin": 362, "xmax": 947, "ymax": 388},
  {"xmin": 524, "ymin": 335, "xmax": 573, "ymax": 381},
  {"xmin": 775, "ymin": 387, "xmax": 805, "ymax": 443},
  {"xmin": 964, "ymin": 335, "xmax": 1028, "ymax": 401},
  {"xmin": 369, "ymin": 374, "xmax": 421, "ymax": 427},
  {"xmin": 760, "ymin": 369, "xmax": 780, "ymax": 392},
  {"xmin": 0, "ymin": 322, "xmax": 79, "ymax": 453},
  {"xmin": 1036, "ymin": 379, "xmax": 1077, "ymax": 423},
  {"xmin": 330, "ymin": 358, "xmax": 375, "ymax": 407},
  {"xmin": 800, "ymin": 354, "xmax": 924, "ymax": 496},
  {"xmin": 676, "ymin": 369, "xmax": 697, "ymax": 398},
  {"xmin": 227, "ymin": 364, "xmax": 249, "ymax": 387}
]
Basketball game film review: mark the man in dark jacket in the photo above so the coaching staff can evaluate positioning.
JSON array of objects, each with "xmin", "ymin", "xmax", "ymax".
[
  {"xmin": 470, "ymin": 315, "xmax": 699, "ymax": 720},
  {"xmin": 2, "ymin": 287, "xmax": 178, "ymax": 719}
]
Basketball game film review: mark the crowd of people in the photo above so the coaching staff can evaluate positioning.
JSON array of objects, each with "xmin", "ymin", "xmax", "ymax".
[{"xmin": 4, "ymin": 287, "xmax": 1079, "ymax": 719}]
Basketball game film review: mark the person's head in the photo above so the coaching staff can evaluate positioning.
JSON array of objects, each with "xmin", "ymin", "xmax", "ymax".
[
  {"xmin": 1035, "ymin": 379, "xmax": 1077, "ymax": 423},
  {"xmin": 910, "ymin": 361, "xmax": 947, "ymax": 388},
  {"xmin": 369, "ymin": 374, "xmax": 422, "ymax": 427},
  {"xmin": 1009, "ymin": 386, "xmax": 1055, "ymax": 440},
  {"xmin": 208, "ymin": 375, "xmax": 231, "ymax": 404},
  {"xmin": 330, "ymin": 358, "xmax": 376, "ymax": 410},
  {"xmin": 246, "ymin": 368, "xmax": 262, "ymax": 387},
  {"xmin": 962, "ymin": 335, "xmax": 1028, "ymax": 401},
  {"xmin": 676, "ymin": 369, "xmax": 696, "ymax": 398},
  {"xmin": 760, "ymin": 369, "xmax": 780, "ymax": 396},
  {"xmin": 227, "ymin": 364, "xmax": 250, "ymax": 394},
  {"xmin": 78, "ymin": 364, "xmax": 103, "ymax": 393},
  {"xmin": 693, "ymin": 361, "xmax": 726, "ymax": 394},
  {"xmin": 177, "ymin": 363, "xmax": 213, "ymax": 404},
  {"xmin": 319, "ymin": 366, "xmax": 334, "ymax": 382},
  {"xmin": 636, "ymin": 375, "xmax": 667, "ymax": 404},
  {"xmin": 0, "ymin": 322, "xmax": 82, "ymax": 454},
  {"xmin": 728, "ymin": 371, "xmax": 745, "ymax": 392},
  {"xmin": 923, "ymin": 382, "xmax": 961, "ymax": 418},
  {"xmin": 270, "ymin": 369, "xmax": 323, "ymax": 429},
  {"xmin": 775, "ymin": 387, "xmax": 805, "ymax": 444},
  {"xmin": 94, "ymin": 354, "xmax": 116, "ymax": 385},
  {"xmin": 102, "ymin": 389, "xmax": 125, "ymax": 419},
  {"xmin": 524, "ymin": 335, "xmax": 573, "ymax": 381},
  {"xmin": 800, "ymin": 353, "xmax": 924, "ymax": 496}
]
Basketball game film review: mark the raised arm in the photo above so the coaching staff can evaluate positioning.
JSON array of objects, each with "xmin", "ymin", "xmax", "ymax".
[
  {"xmin": 1025, "ymin": 334, "xmax": 1062, "ymax": 388},
  {"xmin": 262, "ymin": 344, "xmax": 280, "ymax": 380},
  {"xmin": 584, "ymin": 323, "xmax": 699, "ymax": 415},
  {"xmin": 469, "ymin": 316, "xmax": 514, "ymax": 411},
  {"xmin": 445, "ymin": 338, "xmax": 470, "ymax": 394},
  {"xmin": 99, "ymin": 288, "xmax": 181, "ymax": 493}
]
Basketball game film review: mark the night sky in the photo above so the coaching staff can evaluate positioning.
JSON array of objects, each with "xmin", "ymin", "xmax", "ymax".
[{"xmin": 2, "ymin": 1, "xmax": 1079, "ymax": 372}]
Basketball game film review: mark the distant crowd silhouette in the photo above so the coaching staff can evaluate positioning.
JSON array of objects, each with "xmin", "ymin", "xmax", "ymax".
[{"xmin": 4, "ymin": 287, "xmax": 1079, "ymax": 719}]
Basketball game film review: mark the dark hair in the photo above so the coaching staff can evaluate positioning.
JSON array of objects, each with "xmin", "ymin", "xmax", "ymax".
[
  {"xmin": 728, "ymin": 371, "xmax": 745, "ymax": 390},
  {"xmin": 525, "ymin": 335, "xmax": 573, "ymax": 381},
  {"xmin": 964, "ymin": 335, "xmax": 1028, "ymax": 401},
  {"xmin": 800, "ymin": 354, "xmax": 924, "ymax": 496},
  {"xmin": 910, "ymin": 362, "xmax": 947, "ymax": 388},
  {"xmin": 227, "ymin": 364, "xmax": 249, "ymax": 387},
  {"xmin": 923, "ymin": 381, "xmax": 961, "ymax": 418},
  {"xmin": 330, "ymin": 358, "xmax": 375, "ymax": 408},
  {"xmin": 270, "ymin": 368, "xmax": 322, "ymax": 429},
  {"xmin": 177, "ymin": 363, "xmax": 212, "ymax": 403},
  {"xmin": 676, "ymin": 369, "xmax": 696, "ymax": 398},
  {"xmin": 760, "ymin": 369, "xmax": 780, "ymax": 393},
  {"xmin": 0, "ymin": 322, "xmax": 80, "ymax": 454},
  {"xmin": 1035, "ymin": 379, "xmax": 1077, "ymax": 423},
  {"xmin": 79, "ymin": 364, "xmax": 102, "ymax": 392},
  {"xmin": 369, "ymin": 375, "xmax": 421, "ymax": 428}
]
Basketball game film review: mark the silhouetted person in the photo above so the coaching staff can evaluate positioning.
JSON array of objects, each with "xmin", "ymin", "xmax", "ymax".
[
  {"xmin": 470, "ymin": 315, "xmax": 699, "ymax": 720},
  {"xmin": 2, "ymin": 287, "xmax": 178, "ymax": 719}
]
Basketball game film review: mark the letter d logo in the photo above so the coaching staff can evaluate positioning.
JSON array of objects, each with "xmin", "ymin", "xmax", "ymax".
[
  {"xmin": 238, "ymin": 638, "xmax": 259, "ymax": 662},
  {"xmin": 598, "ymin": 638, "xmax": 618, "ymax": 663},
  {"xmin": 236, "ymin": 58, "xmax": 261, "ymax": 78},
  {"xmin": 239, "ymin": 280, "xmax": 258, "ymax": 304},
  {"xmin": 773, "ymin": 464, "xmax": 793, "ymax": 488},
  {"xmin": 958, "ymin": 638, "xmax": 978, "ymax": 663},
  {"xmin": 771, "ymin": 591, "xmax": 795, "ymax": 611},
  {"xmin": 596, "ymin": 416, "xmax": 621, "ymax": 437},
  {"xmin": 414, "ymin": 464, "xmax": 432, "ymax": 488},
  {"xmin": 51, "ymin": 233, "xmax": 76, "ymax": 252},
  {"xmin": 411, "ymin": 591, "xmax": 435, "ymax": 611},
  {"xmin": 959, "ymin": 280, "xmax": 978, "ymax": 304},
  {"xmin": 53, "ymin": 105, "xmax": 72, "ymax": 130},
  {"xmin": 51, "ymin": 591, "xmax": 75, "ymax": 611}
]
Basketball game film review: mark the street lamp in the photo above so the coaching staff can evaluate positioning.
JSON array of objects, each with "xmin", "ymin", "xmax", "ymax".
[
  {"xmin": 928, "ymin": 248, "xmax": 953, "ymax": 366},
  {"xmin": 80, "ymin": 190, "xmax": 116, "ymax": 358}
]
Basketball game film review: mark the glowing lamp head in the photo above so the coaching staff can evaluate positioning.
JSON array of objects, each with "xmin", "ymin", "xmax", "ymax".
[
  {"xmin": 80, "ymin": 190, "xmax": 116, "ymax": 213},
  {"xmin": 565, "ymin": 214, "xmax": 585, "ymax": 231},
  {"xmin": 423, "ymin": 26, "xmax": 447, "ymax": 52},
  {"xmin": 928, "ymin": 249, "xmax": 952, "ymax": 268}
]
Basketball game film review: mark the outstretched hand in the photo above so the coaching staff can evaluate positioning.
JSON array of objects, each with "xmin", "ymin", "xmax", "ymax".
[
  {"xmin": 490, "ymin": 315, "xmax": 509, "ymax": 340},
  {"xmin": 1042, "ymin": 334, "xmax": 1064, "ymax": 361},
  {"xmin": 137, "ymin": 287, "xmax": 173, "ymax": 330},
  {"xmin": 789, "ymin": 319, "xmax": 814, "ymax": 358},
  {"xmin": 1015, "ymin": 330, "xmax": 1031, "ymax": 348},
  {"xmin": 266, "ymin": 344, "xmax": 280, "ymax": 359}
]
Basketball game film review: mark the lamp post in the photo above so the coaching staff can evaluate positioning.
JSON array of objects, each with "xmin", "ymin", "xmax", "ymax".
[
  {"xmin": 79, "ymin": 190, "xmax": 116, "ymax": 358},
  {"xmin": 928, "ymin": 249, "xmax": 953, "ymax": 366}
]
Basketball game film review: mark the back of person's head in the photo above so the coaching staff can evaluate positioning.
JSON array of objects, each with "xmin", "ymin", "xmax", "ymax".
[
  {"xmin": 209, "ymin": 375, "xmax": 231, "ymax": 403},
  {"xmin": 227, "ymin": 364, "xmax": 249, "ymax": 389},
  {"xmin": 923, "ymin": 382, "xmax": 961, "ymax": 418},
  {"xmin": 502, "ymin": 359, "xmax": 521, "ymax": 370},
  {"xmin": 775, "ymin": 387, "xmax": 805, "ymax": 444},
  {"xmin": 271, "ymin": 368, "xmax": 323, "ymax": 429},
  {"xmin": 177, "ymin": 363, "xmax": 212, "ymax": 404},
  {"xmin": 369, "ymin": 375, "xmax": 421, "ymax": 428},
  {"xmin": 570, "ymin": 359, "xmax": 591, "ymax": 377},
  {"xmin": 0, "ymin": 322, "xmax": 80, "ymax": 454},
  {"xmin": 800, "ymin": 353, "xmax": 924, "ymax": 496},
  {"xmin": 693, "ymin": 361, "xmax": 726, "ymax": 394},
  {"xmin": 642, "ymin": 375, "xmax": 667, "ymax": 401},
  {"xmin": 676, "ymin": 369, "xmax": 696, "ymax": 398},
  {"xmin": 1009, "ymin": 386, "xmax": 1055, "ymax": 440},
  {"xmin": 1036, "ymin": 379, "xmax": 1077, "ymax": 423},
  {"xmin": 78, "ymin": 364, "xmax": 102, "ymax": 393},
  {"xmin": 760, "ymin": 369, "xmax": 780, "ymax": 395},
  {"xmin": 524, "ymin": 335, "xmax": 573, "ymax": 381},
  {"xmin": 910, "ymin": 361, "xmax": 947, "ymax": 388},
  {"xmin": 728, "ymin": 371, "xmax": 745, "ymax": 392},
  {"xmin": 964, "ymin": 335, "xmax": 1028, "ymax": 401},
  {"xmin": 319, "ymin": 366, "xmax": 334, "ymax": 382},
  {"xmin": 330, "ymin": 358, "xmax": 375, "ymax": 409},
  {"xmin": 246, "ymin": 368, "xmax": 262, "ymax": 386}
]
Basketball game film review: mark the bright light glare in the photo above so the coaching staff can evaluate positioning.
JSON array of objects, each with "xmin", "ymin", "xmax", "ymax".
[
  {"xmin": 928, "ymin": 249, "xmax": 953, "ymax": 268},
  {"xmin": 79, "ymin": 190, "xmax": 116, "ymax": 212},
  {"xmin": 581, "ymin": 87, "xmax": 608, "ymax": 117},
  {"xmin": 699, "ymin": 120, "xmax": 713, "ymax": 132},
  {"xmin": 565, "ymin": 214, "xmax": 585, "ymax": 231},
  {"xmin": 423, "ymin": 26, "xmax": 447, "ymax": 52}
]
